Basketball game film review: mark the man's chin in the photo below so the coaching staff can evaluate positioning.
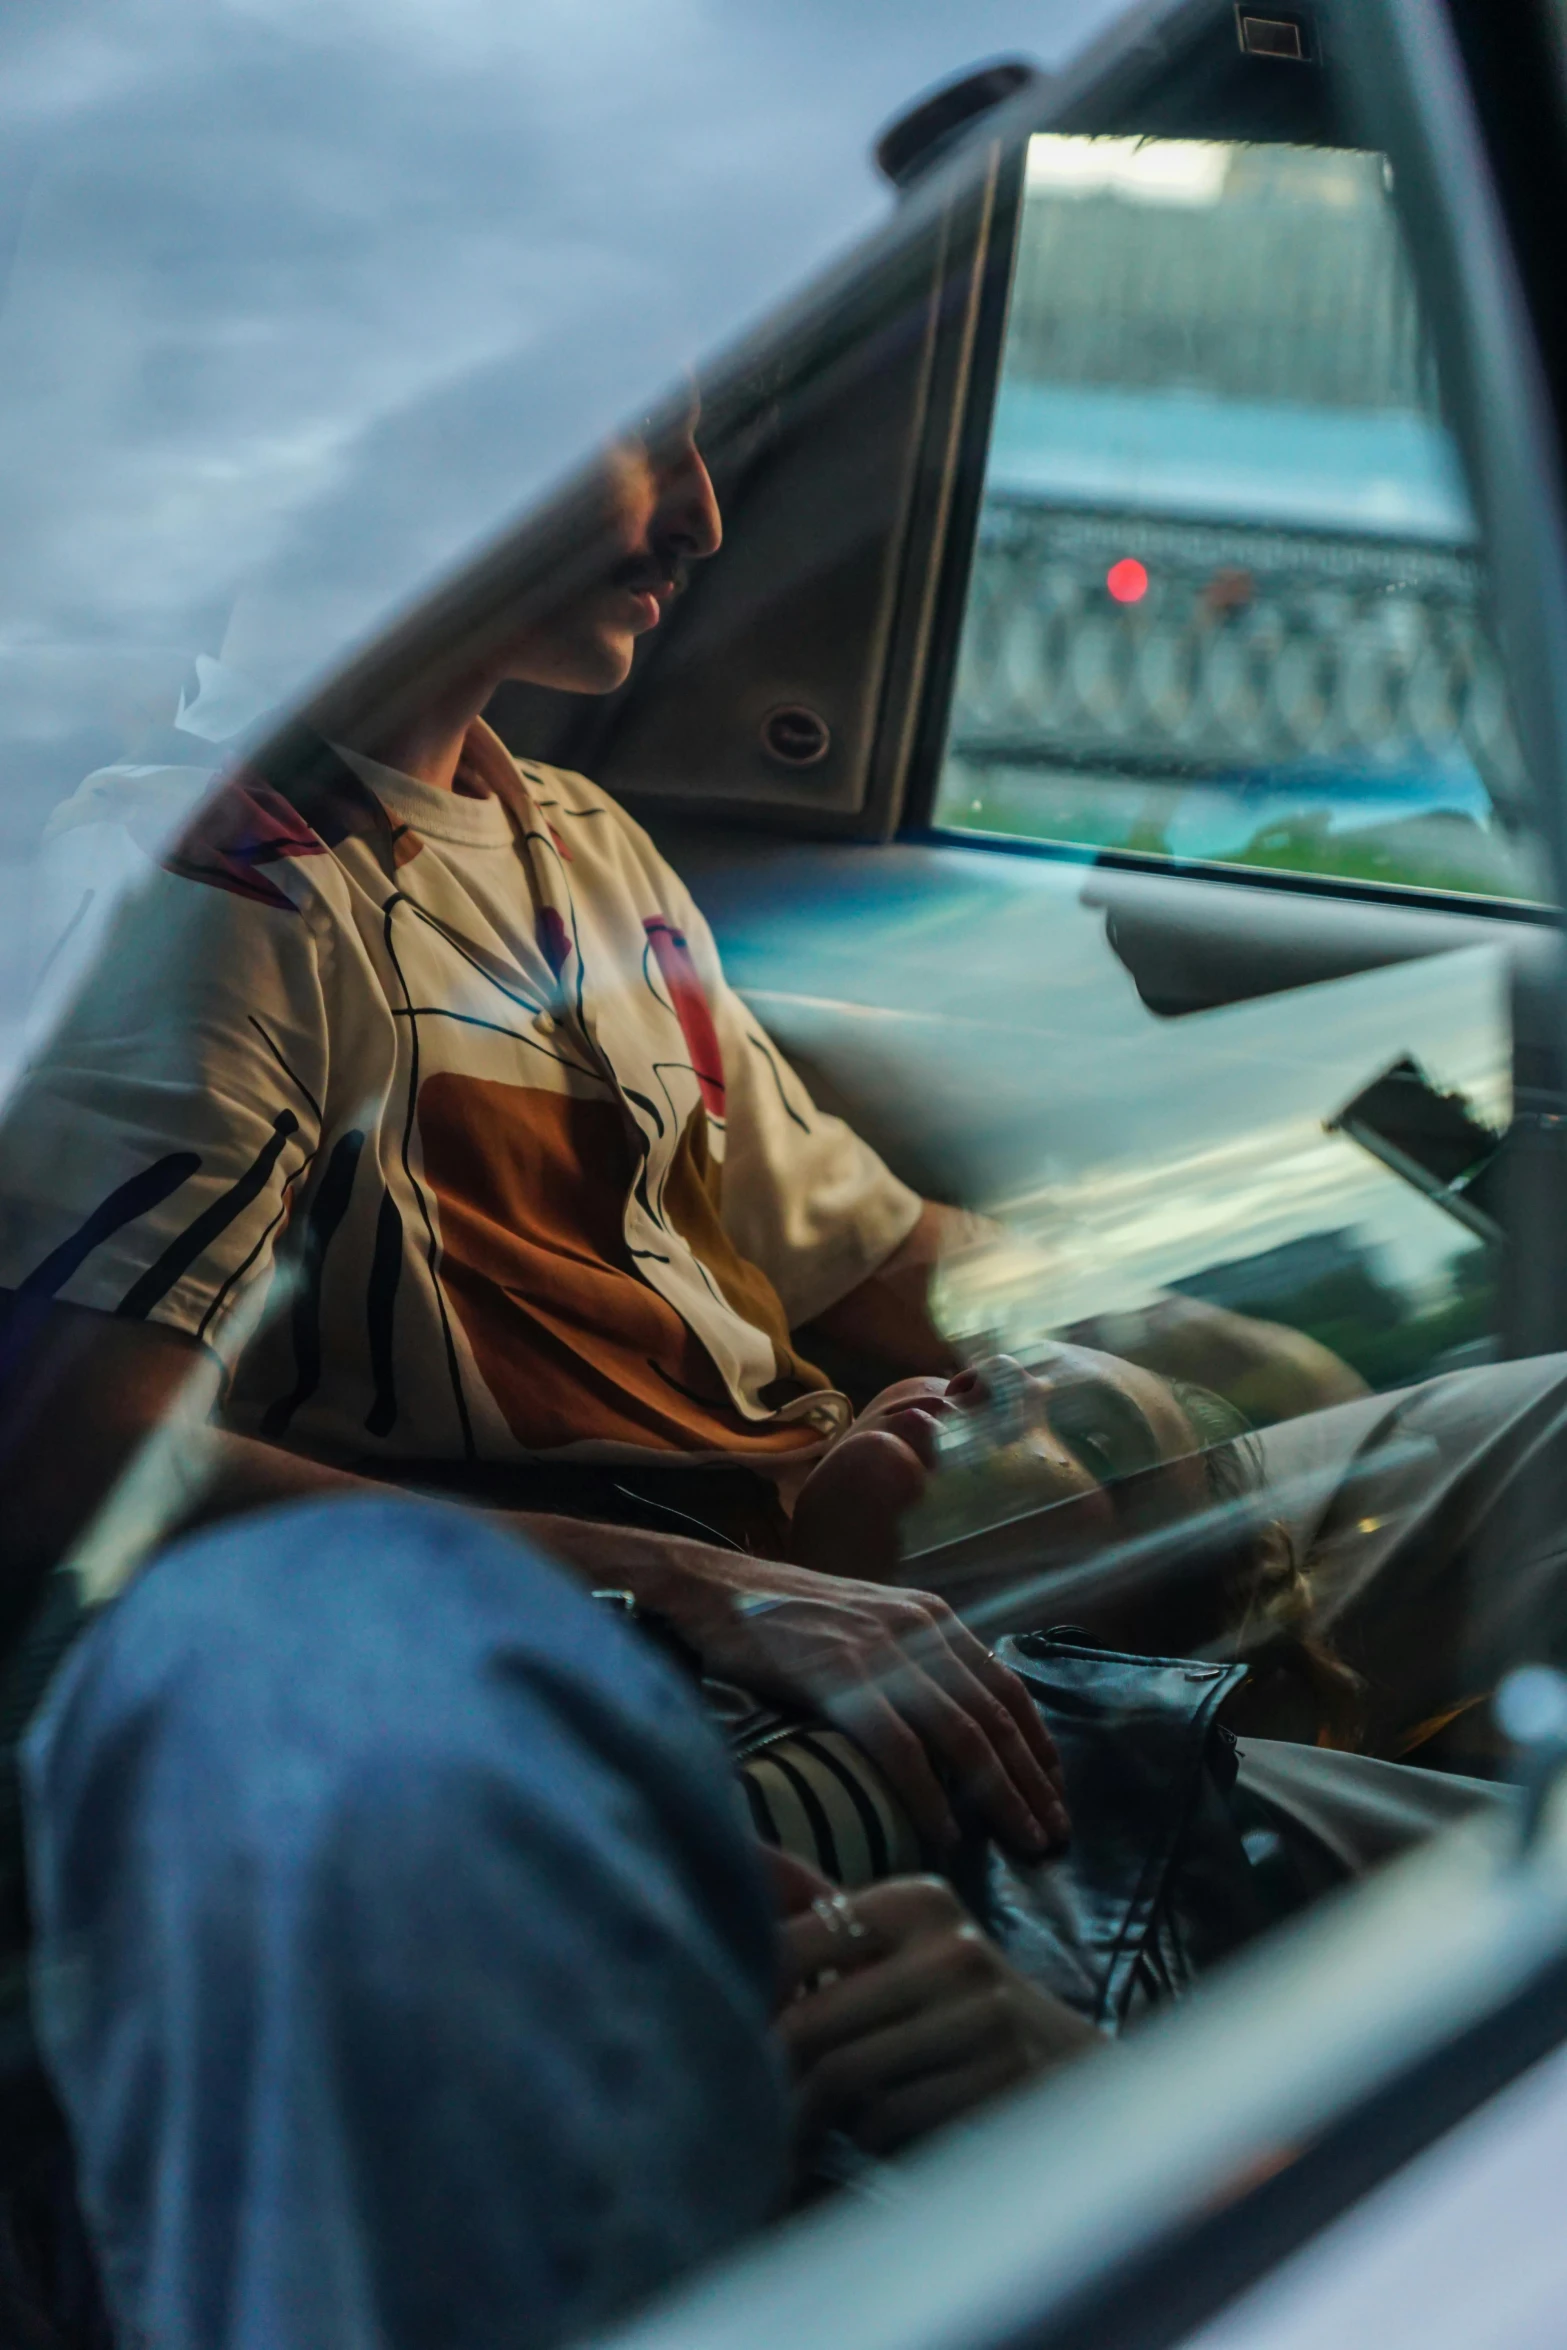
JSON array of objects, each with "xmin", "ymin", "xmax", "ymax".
[{"xmin": 507, "ymin": 630, "xmax": 635, "ymax": 697}]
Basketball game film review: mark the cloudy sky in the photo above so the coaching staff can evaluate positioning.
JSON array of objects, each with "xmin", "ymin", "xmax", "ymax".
[{"xmin": 0, "ymin": 0, "xmax": 1127, "ymax": 861}]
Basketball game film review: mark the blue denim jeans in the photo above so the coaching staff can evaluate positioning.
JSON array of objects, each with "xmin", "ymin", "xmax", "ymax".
[{"xmin": 20, "ymin": 1498, "xmax": 787, "ymax": 2350}]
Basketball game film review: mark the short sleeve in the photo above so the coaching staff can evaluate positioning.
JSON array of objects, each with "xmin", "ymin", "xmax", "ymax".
[
  {"xmin": 644, "ymin": 873, "xmax": 922, "ymax": 1328},
  {"xmin": 0, "ymin": 865, "xmax": 327, "ymax": 1348}
]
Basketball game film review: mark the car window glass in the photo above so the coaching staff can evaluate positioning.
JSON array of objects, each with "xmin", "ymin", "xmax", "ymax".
[
  {"xmin": 5, "ymin": 28, "xmax": 1567, "ymax": 2340},
  {"xmin": 931, "ymin": 135, "xmax": 1548, "ymax": 906}
]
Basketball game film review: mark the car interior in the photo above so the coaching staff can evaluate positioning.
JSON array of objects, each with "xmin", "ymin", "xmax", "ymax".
[
  {"xmin": 10, "ymin": 0, "xmax": 1567, "ymax": 2338},
  {"xmin": 472, "ymin": 0, "xmax": 1549, "ymax": 1422}
]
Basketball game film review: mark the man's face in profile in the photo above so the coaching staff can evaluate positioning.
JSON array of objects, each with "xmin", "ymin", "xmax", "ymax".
[{"xmin": 509, "ymin": 404, "xmax": 723, "ymax": 696}]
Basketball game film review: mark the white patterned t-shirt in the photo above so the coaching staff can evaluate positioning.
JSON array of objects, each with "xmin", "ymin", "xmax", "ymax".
[{"xmin": 0, "ymin": 720, "xmax": 921, "ymax": 1469}]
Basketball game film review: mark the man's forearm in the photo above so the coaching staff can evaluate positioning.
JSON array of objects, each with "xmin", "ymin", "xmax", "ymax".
[
  {"xmin": 506, "ymin": 1505, "xmax": 831, "ymax": 1624},
  {"xmin": 804, "ymin": 1202, "xmax": 991, "ymax": 1381},
  {"xmin": 1, "ymin": 1305, "xmax": 1072, "ymax": 1861},
  {"xmin": 115, "ymin": 1421, "xmax": 806, "ymax": 1649},
  {"xmin": 3, "ymin": 1363, "xmax": 778, "ymax": 1642}
]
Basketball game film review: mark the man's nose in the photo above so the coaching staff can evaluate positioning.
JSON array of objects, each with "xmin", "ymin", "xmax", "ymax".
[{"xmin": 654, "ymin": 442, "xmax": 722, "ymax": 561}]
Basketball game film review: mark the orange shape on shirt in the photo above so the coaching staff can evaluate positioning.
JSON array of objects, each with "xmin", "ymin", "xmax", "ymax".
[{"xmin": 417, "ymin": 1073, "xmax": 820, "ymax": 1456}]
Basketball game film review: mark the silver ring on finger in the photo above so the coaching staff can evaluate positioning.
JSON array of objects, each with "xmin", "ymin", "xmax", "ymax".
[{"xmin": 811, "ymin": 1890, "xmax": 871, "ymax": 1944}]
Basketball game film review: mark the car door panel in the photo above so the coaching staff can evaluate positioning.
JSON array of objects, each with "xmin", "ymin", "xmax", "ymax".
[{"xmin": 657, "ymin": 822, "xmax": 1510, "ymax": 1342}]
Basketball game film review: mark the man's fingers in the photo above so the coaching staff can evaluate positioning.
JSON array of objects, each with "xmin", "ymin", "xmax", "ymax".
[
  {"xmin": 825, "ymin": 1686, "xmax": 961, "ymax": 1857},
  {"xmin": 795, "ymin": 1987, "xmax": 1032, "ymax": 2148},
  {"xmin": 876, "ymin": 1593, "xmax": 1064, "ymax": 1799},
  {"xmin": 781, "ymin": 1912, "xmax": 988, "ymax": 2062},
  {"xmin": 938, "ymin": 1618, "xmax": 1065, "ymax": 1793},
  {"xmin": 988, "ymin": 1662, "xmax": 1067, "ymax": 1796},
  {"xmin": 889, "ymin": 1667, "xmax": 1064, "ymax": 1857},
  {"xmin": 864, "ymin": 1631, "xmax": 1064, "ymax": 1856},
  {"xmin": 874, "ymin": 1404, "xmax": 951, "ymax": 1471},
  {"xmin": 826, "ymin": 1609, "xmax": 1065, "ymax": 1857},
  {"xmin": 852, "ymin": 2047, "xmax": 1029, "ymax": 2157},
  {"xmin": 717, "ymin": 1577, "xmax": 1068, "ymax": 1855},
  {"xmin": 941, "ymin": 1657, "xmax": 1070, "ymax": 1844}
]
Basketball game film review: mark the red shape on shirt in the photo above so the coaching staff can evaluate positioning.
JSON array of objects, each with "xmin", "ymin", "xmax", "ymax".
[
  {"xmin": 165, "ymin": 742, "xmax": 398, "ymax": 908},
  {"xmin": 165, "ymin": 769, "xmax": 331, "ymax": 910},
  {"xmin": 644, "ymin": 918, "xmax": 725, "ymax": 1117},
  {"xmin": 536, "ymin": 906, "xmax": 572, "ymax": 980}
]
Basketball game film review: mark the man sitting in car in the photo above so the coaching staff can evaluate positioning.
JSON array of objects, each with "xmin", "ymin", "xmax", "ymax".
[
  {"xmin": 1, "ymin": 404, "xmax": 1558, "ymax": 2350},
  {"xmin": 0, "ymin": 409, "xmax": 1077, "ymax": 1862},
  {"xmin": 0, "ymin": 404, "xmax": 1524, "ymax": 1820}
]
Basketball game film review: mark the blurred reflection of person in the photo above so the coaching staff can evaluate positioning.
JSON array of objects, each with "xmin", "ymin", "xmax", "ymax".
[{"xmin": 25, "ymin": 649, "xmax": 272, "ymax": 1046}]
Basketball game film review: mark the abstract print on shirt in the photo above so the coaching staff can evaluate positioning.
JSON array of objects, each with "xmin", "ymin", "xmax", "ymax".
[{"xmin": 0, "ymin": 720, "xmax": 921, "ymax": 1471}]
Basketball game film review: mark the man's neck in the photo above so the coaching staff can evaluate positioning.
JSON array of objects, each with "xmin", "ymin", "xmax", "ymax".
[{"xmin": 335, "ymin": 673, "xmax": 497, "ymax": 794}]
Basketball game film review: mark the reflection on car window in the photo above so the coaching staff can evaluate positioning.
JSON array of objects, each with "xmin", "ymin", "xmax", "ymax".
[
  {"xmin": 5, "ymin": 60, "xmax": 1567, "ymax": 2350},
  {"xmin": 933, "ymin": 136, "xmax": 1546, "ymax": 903}
]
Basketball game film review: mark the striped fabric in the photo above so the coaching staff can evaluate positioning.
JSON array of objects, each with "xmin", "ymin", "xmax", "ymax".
[{"xmin": 738, "ymin": 1728, "xmax": 924, "ymax": 1889}]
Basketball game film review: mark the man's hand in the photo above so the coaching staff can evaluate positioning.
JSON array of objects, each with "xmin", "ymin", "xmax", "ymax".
[
  {"xmin": 530, "ymin": 1511, "xmax": 1068, "ymax": 1861},
  {"xmin": 787, "ymin": 1375, "xmax": 953, "ymax": 1584},
  {"xmin": 0, "ymin": 1299, "xmax": 1068, "ymax": 1864},
  {"xmin": 772, "ymin": 1856, "xmax": 1099, "ymax": 2157},
  {"xmin": 680, "ymin": 1555, "xmax": 1069, "ymax": 1860},
  {"xmin": 802, "ymin": 1202, "xmax": 989, "ymax": 1385}
]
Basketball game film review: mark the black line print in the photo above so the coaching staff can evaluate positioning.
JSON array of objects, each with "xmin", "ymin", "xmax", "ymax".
[
  {"xmin": 387, "ymin": 1006, "xmax": 598, "ymax": 1079},
  {"xmin": 804, "ymin": 1735, "xmax": 890, "ymax": 1877},
  {"xmin": 620, "ymin": 1111, "xmax": 664, "ymax": 1238},
  {"xmin": 629, "ymin": 1066, "xmax": 686, "ymax": 1269},
  {"xmin": 363, "ymin": 1188, "xmax": 404, "ymax": 1438},
  {"xmin": 381, "ymin": 895, "xmax": 475, "ymax": 1459},
  {"xmin": 649, "ymin": 1357, "xmax": 724, "ymax": 1409},
  {"xmin": 639, "ymin": 1066, "xmax": 681, "ymax": 1240},
  {"xmin": 518, "ymin": 826, "xmax": 590, "ymax": 1031},
  {"xmin": 260, "ymin": 1128, "xmax": 364, "ymax": 1439},
  {"xmin": 195, "ymin": 1196, "xmax": 290, "ymax": 1343},
  {"xmin": 745, "ymin": 1031, "xmax": 811, "ymax": 1133},
  {"xmin": 246, "ymin": 1015, "xmax": 324, "ymax": 1124},
  {"xmin": 524, "ymin": 788, "xmax": 609, "ymax": 820},
  {"xmin": 392, "ymin": 894, "xmax": 549, "ymax": 1019},
  {"xmin": 766, "ymin": 1752, "xmax": 841, "ymax": 1882},
  {"xmin": 645, "ymin": 1063, "xmax": 726, "ymax": 1311},
  {"xmin": 641, "ymin": 937, "xmax": 673, "ymax": 1015},
  {"xmin": 118, "ymin": 1113, "xmax": 301, "ymax": 1321},
  {"xmin": 631, "ymin": 1153, "xmax": 661, "ymax": 1232},
  {"xmin": 17, "ymin": 1151, "xmax": 201, "ymax": 1303},
  {"xmin": 620, "ymin": 1083, "xmax": 664, "ymax": 1139}
]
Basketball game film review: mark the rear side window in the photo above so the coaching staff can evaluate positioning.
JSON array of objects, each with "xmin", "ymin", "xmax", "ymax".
[{"xmin": 931, "ymin": 136, "xmax": 1545, "ymax": 904}]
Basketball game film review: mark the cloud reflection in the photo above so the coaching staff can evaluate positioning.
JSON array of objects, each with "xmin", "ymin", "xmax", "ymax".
[{"xmin": 0, "ymin": 0, "xmax": 1119, "ymax": 864}]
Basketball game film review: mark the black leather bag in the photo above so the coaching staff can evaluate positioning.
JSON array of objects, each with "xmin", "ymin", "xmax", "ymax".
[
  {"xmin": 722, "ymin": 1625, "xmax": 1313, "ymax": 2037},
  {"xmin": 963, "ymin": 1631, "xmax": 1292, "ymax": 2032}
]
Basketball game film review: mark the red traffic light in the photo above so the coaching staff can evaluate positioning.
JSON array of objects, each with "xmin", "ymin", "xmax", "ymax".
[{"xmin": 1106, "ymin": 557, "xmax": 1149, "ymax": 604}]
